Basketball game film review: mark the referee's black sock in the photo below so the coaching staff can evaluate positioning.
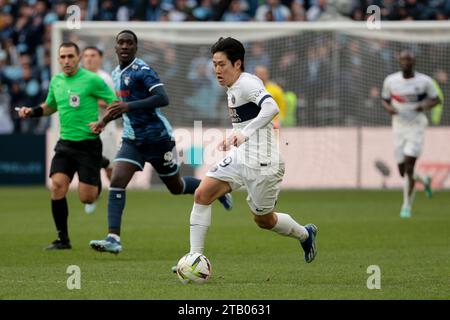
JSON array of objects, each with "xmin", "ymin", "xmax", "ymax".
[{"xmin": 51, "ymin": 198, "xmax": 69, "ymax": 242}]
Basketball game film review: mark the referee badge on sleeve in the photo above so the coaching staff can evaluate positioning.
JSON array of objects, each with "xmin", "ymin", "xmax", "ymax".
[{"xmin": 69, "ymin": 94, "xmax": 80, "ymax": 108}]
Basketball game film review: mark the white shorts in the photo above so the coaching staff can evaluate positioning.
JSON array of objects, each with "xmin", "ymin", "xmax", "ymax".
[
  {"xmin": 206, "ymin": 151, "xmax": 285, "ymax": 215},
  {"xmin": 393, "ymin": 127, "xmax": 425, "ymax": 163},
  {"xmin": 100, "ymin": 123, "xmax": 119, "ymax": 166}
]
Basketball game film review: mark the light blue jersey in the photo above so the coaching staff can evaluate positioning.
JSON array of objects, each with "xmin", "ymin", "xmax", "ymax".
[{"xmin": 112, "ymin": 58, "xmax": 173, "ymax": 143}]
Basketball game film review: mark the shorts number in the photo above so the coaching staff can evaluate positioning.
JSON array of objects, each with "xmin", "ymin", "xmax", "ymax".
[{"xmin": 219, "ymin": 156, "xmax": 232, "ymax": 167}]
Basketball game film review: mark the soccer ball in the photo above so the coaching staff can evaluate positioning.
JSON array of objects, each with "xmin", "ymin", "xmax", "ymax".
[{"xmin": 176, "ymin": 252, "xmax": 212, "ymax": 285}]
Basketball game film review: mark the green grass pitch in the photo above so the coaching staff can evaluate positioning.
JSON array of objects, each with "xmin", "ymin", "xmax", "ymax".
[{"xmin": 0, "ymin": 187, "xmax": 448, "ymax": 299}]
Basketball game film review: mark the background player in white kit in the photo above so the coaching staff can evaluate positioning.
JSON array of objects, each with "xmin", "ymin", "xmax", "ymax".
[
  {"xmin": 83, "ymin": 46, "xmax": 119, "ymax": 214},
  {"xmin": 382, "ymin": 50, "xmax": 440, "ymax": 218},
  {"xmin": 182, "ymin": 37, "xmax": 317, "ymax": 265}
]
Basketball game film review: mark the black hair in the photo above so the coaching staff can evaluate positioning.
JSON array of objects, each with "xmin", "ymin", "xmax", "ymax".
[
  {"xmin": 116, "ymin": 30, "xmax": 138, "ymax": 44},
  {"xmin": 59, "ymin": 42, "xmax": 80, "ymax": 55},
  {"xmin": 83, "ymin": 46, "xmax": 103, "ymax": 57},
  {"xmin": 210, "ymin": 37, "xmax": 245, "ymax": 71}
]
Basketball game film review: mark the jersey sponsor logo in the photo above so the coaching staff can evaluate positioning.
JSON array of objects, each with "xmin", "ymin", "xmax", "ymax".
[
  {"xmin": 228, "ymin": 108, "xmax": 242, "ymax": 123},
  {"xmin": 392, "ymin": 93, "xmax": 426, "ymax": 103},
  {"xmin": 124, "ymin": 76, "xmax": 131, "ymax": 86},
  {"xmin": 391, "ymin": 94, "xmax": 406, "ymax": 103},
  {"xmin": 219, "ymin": 156, "xmax": 232, "ymax": 167},
  {"xmin": 116, "ymin": 90, "xmax": 130, "ymax": 97},
  {"xmin": 69, "ymin": 94, "xmax": 80, "ymax": 108},
  {"xmin": 163, "ymin": 151, "xmax": 173, "ymax": 162},
  {"xmin": 132, "ymin": 64, "xmax": 138, "ymax": 70},
  {"xmin": 229, "ymin": 102, "xmax": 261, "ymax": 123}
]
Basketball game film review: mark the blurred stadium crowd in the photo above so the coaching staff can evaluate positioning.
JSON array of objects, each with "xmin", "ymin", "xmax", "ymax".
[{"xmin": 1, "ymin": 0, "xmax": 450, "ymax": 133}]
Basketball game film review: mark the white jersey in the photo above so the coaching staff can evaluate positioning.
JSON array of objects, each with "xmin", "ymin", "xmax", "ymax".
[
  {"xmin": 382, "ymin": 71, "xmax": 438, "ymax": 131},
  {"xmin": 97, "ymin": 69, "xmax": 115, "ymax": 90},
  {"xmin": 97, "ymin": 69, "xmax": 118, "ymax": 162},
  {"xmin": 226, "ymin": 72, "xmax": 281, "ymax": 168}
]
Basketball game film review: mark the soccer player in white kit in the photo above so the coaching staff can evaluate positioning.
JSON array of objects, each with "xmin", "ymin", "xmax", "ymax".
[
  {"xmin": 186, "ymin": 37, "xmax": 317, "ymax": 264},
  {"xmin": 83, "ymin": 46, "xmax": 119, "ymax": 214},
  {"xmin": 382, "ymin": 50, "xmax": 439, "ymax": 218}
]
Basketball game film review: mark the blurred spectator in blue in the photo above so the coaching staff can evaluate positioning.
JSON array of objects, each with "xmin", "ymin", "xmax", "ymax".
[
  {"xmin": 193, "ymin": 0, "xmax": 215, "ymax": 21},
  {"xmin": 95, "ymin": 0, "xmax": 117, "ymax": 20},
  {"xmin": 0, "ymin": 53, "xmax": 13, "ymax": 134},
  {"xmin": 0, "ymin": 0, "xmax": 17, "ymax": 15},
  {"xmin": 222, "ymin": 0, "xmax": 251, "ymax": 21},
  {"xmin": 38, "ymin": 49, "xmax": 51, "ymax": 93},
  {"xmin": 0, "ymin": 92, "xmax": 13, "ymax": 134},
  {"xmin": 276, "ymin": 42, "xmax": 301, "ymax": 92},
  {"xmin": 8, "ymin": 55, "xmax": 42, "ymax": 133},
  {"xmin": 245, "ymin": 41, "xmax": 270, "ymax": 74},
  {"xmin": 379, "ymin": 0, "xmax": 400, "ymax": 20},
  {"xmin": 139, "ymin": 0, "xmax": 164, "ymax": 21},
  {"xmin": 1, "ymin": 12, "xmax": 15, "ymax": 42},
  {"xmin": 158, "ymin": 45, "xmax": 184, "ymax": 110},
  {"xmin": 13, "ymin": 3, "xmax": 43, "ymax": 58},
  {"xmin": 0, "ymin": 49, "xmax": 8, "ymax": 96},
  {"xmin": 245, "ymin": 0, "xmax": 259, "ymax": 17},
  {"xmin": 166, "ymin": 0, "xmax": 193, "ymax": 21},
  {"xmin": 44, "ymin": 1, "xmax": 68, "ymax": 24},
  {"xmin": 117, "ymin": 0, "xmax": 139, "ymax": 21},
  {"xmin": 397, "ymin": 0, "xmax": 425, "ymax": 20},
  {"xmin": 185, "ymin": 47, "xmax": 221, "ymax": 120},
  {"xmin": 290, "ymin": 0, "xmax": 306, "ymax": 20},
  {"xmin": 255, "ymin": 0, "xmax": 292, "ymax": 21},
  {"xmin": 306, "ymin": 0, "xmax": 327, "ymax": 20}
]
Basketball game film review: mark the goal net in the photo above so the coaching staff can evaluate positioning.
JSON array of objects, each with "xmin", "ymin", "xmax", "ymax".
[{"xmin": 50, "ymin": 22, "xmax": 450, "ymax": 189}]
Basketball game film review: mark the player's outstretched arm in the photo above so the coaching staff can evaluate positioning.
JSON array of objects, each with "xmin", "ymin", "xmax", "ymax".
[
  {"xmin": 219, "ymin": 98, "xmax": 279, "ymax": 151},
  {"xmin": 103, "ymin": 86, "xmax": 169, "ymax": 120},
  {"xmin": 16, "ymin": 103, "xmax": 56, "ymax": 119},
  {"xmin": 126, "ymin": 85, "xmax": 169, "ymax": 112},
  {"xmin": 88, "ymin": 103, "xmax": 122, "ymax": 134},
  {"xmin": 240, "ymin": 97, "xmax": 279, "ymax": 138}
]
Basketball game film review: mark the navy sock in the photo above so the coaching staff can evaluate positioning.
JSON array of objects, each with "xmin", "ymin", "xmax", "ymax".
[
  {"xmin": 51, "ymin": 198, "xmax": 69, "ymax": 241},
  {"xmin": 108, "ymin": 188, "xmax": 126, "ymax": 234},
  {"xmin": 182, "ymin": 176, "xmax": 201, "ymax": 194}
]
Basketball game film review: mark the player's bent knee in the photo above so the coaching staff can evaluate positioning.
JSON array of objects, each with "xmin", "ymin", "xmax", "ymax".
[
  {"xmin": 80, "ymin": 193, "xmax": 97, "ymax": 204},
  {"xmin": 194, "ymin": 188, "xmax": 214, "ymax": 205},
  {"xmin": 254, "ymin": 214, "xmax": 276, "ymax": 230},
  {"xmin": 50, "ymin": 181, "xmax": 68, "ymax": 198},
  {"xmin": 405, "ymin": 165, "xmax": 415, "ymax": 176}
]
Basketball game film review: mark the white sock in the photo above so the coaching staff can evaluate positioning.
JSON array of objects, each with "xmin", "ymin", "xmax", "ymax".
[
  {"xmin": 271, "ymin": 212, "xmax": 309, "ymax": 242},
  {"xmin": 410, "ymin": 188, "xmax": 417, "ymax": 207},
  {"xmin": 403, "ymin": 176, "xmax": 411, "ymax": 208},
  {"xmin": 189, "ymin": 203, "xmax": 212, "ymax": 254},
  {"xmin": 108, "ymin": 233, "xmax": 120, "ymax": 242}
]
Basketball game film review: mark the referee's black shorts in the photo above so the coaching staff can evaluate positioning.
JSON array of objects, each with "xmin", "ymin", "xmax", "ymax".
[{"xmin": 50, "ymin": 138, "xmax": 102, "ymax": 186}]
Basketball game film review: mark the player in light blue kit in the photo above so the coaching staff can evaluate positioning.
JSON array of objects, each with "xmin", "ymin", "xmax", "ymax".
[{"xmin": 89, "ymin": 30, "xmax": 232, "ymax": 254}]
